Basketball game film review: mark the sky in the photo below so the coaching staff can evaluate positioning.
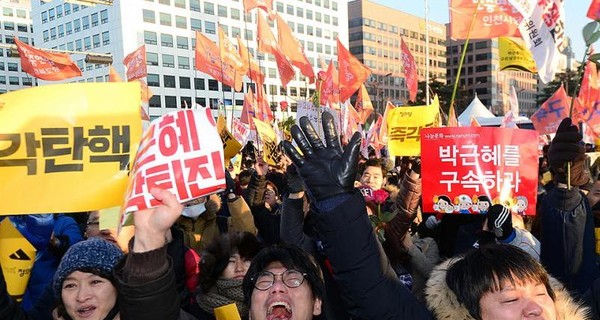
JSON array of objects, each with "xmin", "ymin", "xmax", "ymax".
[{"xmin": 373, "ymin": 0, "xmax": 590, "ymax": 61}]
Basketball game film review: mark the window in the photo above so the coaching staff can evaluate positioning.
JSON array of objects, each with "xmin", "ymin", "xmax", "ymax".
[
  {"xmin": 333, "ymin": 16, "xmax": 338, "ymax": 26},
  {"xmin": 175, "ymin": 0, "xmax": 186, "ymax": 8},
  {"xmin": 91, "ymin": 13, "xmax": 99, "ymax": 26},
  {"xmin": 8, "ymin": 63, "xmax": 18, "ymax": 71},
  {"xmin": 332, "ymin": 1, "xmax": 338, "ymax": 10},
  {"xmin": 176, "ymin": 36, "xmax": 188, "ymax": 49},
  {"xmin": 231, "ymin": 8, "xmax": 240, "ymax": 20},
  {"xmin": 149, "ymin": 96, "xmax": 161, "ymax": 108},
  {"xmin": 218, "ymin": 5, "xmax": 227, "ymax": 17},
  {"xmin": 4, "ymin": 22, "xmax": 14, "ymax": 31},
  {"xmin": 231, "ymin": 27, "xmax": 241, "ymax": 37},
  {"xmin": 84, "ymin": 36, "xmax": 91, "ymax": 50},
  {"xmin": 102, "ymin": 31, "xmax": 110, "ymax": 45},
  {"xmin": 296, "ymin": 7, "xmax": 303, "ymax": 17},
  {"xmin": 178, "ymin": 56, "xmax": 190, "ymax": 69},
  {"xmin": 74, "ymin": 19, "xmax": 81, "ymax": 32},
  {"xmin": 194, "ymin": 78, "xmax": 205, "ymax": 90},
  {"xmin": 175, "ymin": 16, "xmax": 186, "ymax": 28},
  {"xmin": 42, "ymin": 11, "xmax": 48, "ymax": 23},
  {"xmin": 195, "ymin": 97, "xmax": 206, "ymax": 106},
  {"xmin": 73, "ymin": 4, "xmax": 80, "ymax": 12},
  {"xmin": 164, "ymin": 75, "xmax": 176, "ymax": 87},
  {"xmin": 22, "ymin": 77, "xmax": 32, "ymax": 86},
  {"xmin": 161, "ymin": 33, "xmax": 173, "ymax": 47},
  {"xmin": 65, "ymin": 22, "xmax": 72, "ymax": 35},
  {"xmin": 204, "ymin": 2, "xmax": 214, "ymax": 15},
  {"xmin": 143, "ymin": 9, "xmax": 155, "ymax": 23},
  {"xmin": 50, "ymin": 28, "xmax": 57, "ymax": 40},
  {"xmin": 315, "ymin": 12, "xmax": 321, "ymax": 22},
  {"xmin": 43, "ymin": 30, "xmax": 49, "ymax": 42},
  {"xmin": 165, "ymin": 96, "xmax": 177, "ymax": 108},
  {"xmin": 56, "ymin": 5, "xmax": 63, "ymax": 18},
  {"xmin": 276, "ymin": 2, "xmax": 283, "ymax": 13},
  {"xmin": 48, "ymin": 8, "xmax": 54, "ymax": 20},
  {"xmin": 64, "ymin": 3, "xmax": 71, "ymax": 15},
  {"xmin": 82, "ymin": 16, "xmax": 90, "ymax": 29},
  {"xmin": 245, "ymin": 30, "xmax": 253, "ymax": 40},
  {"xmin": 67, "ymin": 41, "xmax": 74, "ymax": 50},
  {"xmin": 9, "ymin": 76, "xmax": 19, "ymax": 85},
  {"xmin": 17, "ymin": 9, "xmax": 26, "ymax": 18},
  {"xmin": 159, "ymin": 0, "xmax": 170, "ymax": 4},
  {"xmin": 179, "ymin": 76, "xmax": 191, "ymax": 89},
  {"xmin": 160, "ymin": 13, "xmax": 172, "ymax": 26},
  {"xmin": 147, "ymin": 52, "xmax": 159, "ymax": 65},
  {"xmin": 205, "ymin": 21, "xmax": 216, "ymax": 34},
  {"xmin": 190, "ymin": 18, "xmax": 201, "ymax": 31},
  {"xmin": 148, "ymin": 74, "xmax": 160, "ymax": 86},
  {"xmin": 190, "ymin": 0, "xmax": 200, "ymax": 11},
  {"xmin": 0, "ymin": 76, "xmax": 5, "ymax": 84},
  {"xmin": 75, "ymin": 39, "xmax": 82, "ymax": 51},
  {"xmin": 100, "ymin": 9, "xmax": 108, "ymax": 23},
  {"xmin": 208, "ymin": 79, "xmax": 218, "ymax": 90},
  {"xmin": 286, "ymin": 4, "xmax": 293, "ymax": 15},
  {"xmin": 144, "ymin": 31, "xmax": 157, "ymax": 44},
  {"xmin": 162, "ymin": 54, "xmax": 175, "ymax": 67},
  {"xmin": 181, "ymin": 97, "xmax": 192, "ymax": 108},
  {"xmin": 58, "ymin": 25, "xmax": 64, "ymax": 37}
]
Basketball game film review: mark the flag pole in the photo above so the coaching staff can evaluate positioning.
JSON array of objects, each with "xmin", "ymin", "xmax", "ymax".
[
  {"xmin": 449, "ymin": 0, "xmax": 483, "ymax": 114},
  {"xmin": 425, "ymin": 0, "xmax": 430, "ymax": 105}
]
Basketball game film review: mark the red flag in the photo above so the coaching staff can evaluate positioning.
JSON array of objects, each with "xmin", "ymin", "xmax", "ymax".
[
  {"xmin": 195, "ymin": 31, "xmax": 243, "ymax": 91},
  {"xmin": 354, "ymin": 84, "xmax": 374, "ymax": 124},
  {"xmin": 470, "ymin": 116, "xmax": 481, "ymax": 127},
  {"xmin": 275, "ymin": 14, "xmax": 315, "ymax": 83},
  {"xmin": 138, "ymin": 79, "xmax": 153, "ymax": 105},
  {"xmin": 447, "ymin": 104, "xmax": 459, "ymax": 127},
  {"xmin": 379, "ymin": 101, "xmax": 395, "ymax": 144},
  {"xmin": 400, "ymin": 38, "xmax": 418, "ymax": 102},
  {"xmin": 257, "ymin": 12, "xmax": 295, "ymax": 88},
  {"xmin": 279, "ymin": 101, "xmax": 289, "ymax": 112},
  {"xmin": 123, "ymin": 44, "xmax": 147, "ymax": 81},
  {"xmin": 241, "ymin": 88, "xmax": 258, "ymax": 129},
  {"xmin": 243, "ymin": 0, "xmax": 273, "ymax": 14},
  {"xmin": 337, "ymin": 38, "xmax": 371, "ymax": 102},
  {"xmin": 588, "ymin": 0, "xmax": 600, "ymax": 20},
  {"xmin": 344, "ymin": 104, "xmax": 361, "ymax": 142},
  {"xmin": 449, "ymin": 0, "xmax": 522, "ymax": 39},
  {"xmin": 531, "ymin": 85, "xmax": 570, "ymax": 135},
  {"xmin": 576, "ymin": 61, "xmax": 599, "ymax": 120},
  {"xmin": 237, "ymin": 36, "xmax": 266, "ymax": 86},
  {"xmin": 219, "ymin": 28, "xmax": 247, "ymax": 75},
  {"xmin": 108, "ymin": 66, "xmax": 123, "ymax": 82},
  {"xmin": 256, "ymin": 86, "xmax": 274, "ymax": 122},
  {"xmin": 319, "ymin": 61, "xmax": 340, "ymax": 107},
  {"xmin": 14, "ymin": 38, "xmax": 81, "ymax": 81}
]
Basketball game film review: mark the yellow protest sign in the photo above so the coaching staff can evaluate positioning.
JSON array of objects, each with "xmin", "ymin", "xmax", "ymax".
[
  {"xmin": 0, "ymin": 219, "xmax": 37, "ymax": 301},
  {"xmin": 253, "ymin": 118, "xmax": 281, "ymax": 166},
  {"xmin": 99, "ymin": 206, "xmax": 121, "ymax": 231},
  {"xmin": 217, "ymin": 115, "xmax": 243, "ymax": 161},
  {"xmin": 387, "ymin": 96, "xmax": 440, "ymax": 157},
  {"xmin": 214, "ymin": 303, "xmax": 241, "ymax": 320},
  {"xmin": 0, "ymin": 83, "xmax": 142, "ymax": 215},
  {"xmin": 499, "ymin": 37, "xmax": 537, "ymax": 73}
]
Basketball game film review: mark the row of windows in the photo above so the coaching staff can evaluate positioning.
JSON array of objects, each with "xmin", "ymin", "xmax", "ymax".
[
  {"xmin": 2, "ymin": 7, "xmax": 27, "ymax": 19},
  {"xmin": 41, "ymin": 4, "xmax": 104, "ymax": 24},
  {"xmin": 146, "ymin": 52, "xmax": 190, "ymax": 69},
  {"xmin": 448, "ymin": 41, "xmax": 495, "ymax": 54},
  {"xmin": 275, "ymin": 3, "xmax": 338, "ymax": 26},
  {"xmin": 0, "ymin": 76, "xmax": 33, "ymax": 86},
  {"xmin": 2, "ymin": 21, "xmax": 31, "ymax": 33},
  {"xmin": 0, "ymin": 35, "xmax": 31, "ymax": 45},
  {"xmin": 42, "ymin": 12, "xmax": 109, "ymax": 42},
  {"xmin": 0, "ymin": 62, "xmax": 20, "ymax": 72},
  {"xmin": 42, "ymin": 31, "xmax": 110, "ymax": 50}
]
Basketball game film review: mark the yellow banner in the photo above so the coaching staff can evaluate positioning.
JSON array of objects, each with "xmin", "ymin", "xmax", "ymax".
[
  {"xmin": 253, "ymin": 118, "xmax": 280, "ymax": 166},
  {"xmin": 499, "ymin": 37, "xmax": 537, "ymax": 73},
  {"xmin": 217, "ymin": 115, "xmax": 243, "ymax": 161},
  {"xmin": 387, "ymin": 96, "xmax": 440, "ymax": 157},
  {"xmin": 0, "ymin": 83, "xmax": 142, "ymax": 215},
  {"xmin": 215, "ymin": 303, "xmax": 241, "ymax": 320},
  {"xmin": 0, "ymin": 219, "xmax": 36, "ymax": 301}
]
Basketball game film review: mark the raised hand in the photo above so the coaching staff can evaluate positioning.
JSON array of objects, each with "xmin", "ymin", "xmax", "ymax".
[
  {"xmin": 283, "ymin": 112, "xmax": 362, "ymax": 201},
  {"xmin": 132, "ymin": 188, "xmax": 183, "ymax": 253}
]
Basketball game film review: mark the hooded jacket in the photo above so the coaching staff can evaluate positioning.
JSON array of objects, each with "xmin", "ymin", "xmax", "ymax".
[
  {"xmin": 425, "ymin": 259, "xmax": 590, "ymax": 320},
  {"xmin": 176, "ymin": 194, "xmax": 222, "ymax": 253}
]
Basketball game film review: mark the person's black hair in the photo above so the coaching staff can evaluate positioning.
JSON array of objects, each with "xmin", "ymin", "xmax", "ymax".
[
  {"xmin": 238, "ymin": 170, "xmax": 253, "ymax": 186},
  {"xmin": 56, "ymin": 268, "xmax": 119, "ymax": 320},
  {"xmin": 199, "ymin": 232, "xmax": 262, "ymax": 293},
  {"xmin": 359, "ymin": 157, "xmax": 388, "ymax": 176},
  {"xmin": 477, "ymin": 195, "xmax": 491, "ymax": 204},
  {"xmin": 445, "ymin": 244, "xmax": 555, "ymax": 320},
  {"xmin": 242, "ymin": 244, "xmax": 325, "ymax": 304}
]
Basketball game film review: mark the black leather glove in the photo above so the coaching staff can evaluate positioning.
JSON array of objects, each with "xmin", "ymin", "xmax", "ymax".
[
  {"xmin": 225, "ymin": 170, "xmax": 236, "ymax": 195},
  {"xmin": 548, "ymin": 118, "xmax": 587, "ymax": 185},
  {"xmin": 486, "ymin": 204, "xmax": 514, "ymax": 241},
  {"xmin": 286, "ymin": 164, "xmax": 305, "ymax": 193},
  {"xmin": 283, "ymin": 113, "xmax": 362, "ymax": 201},
  {"xmin": 410, "ymin": 157, "xmax": 421, "ymax": 175}
]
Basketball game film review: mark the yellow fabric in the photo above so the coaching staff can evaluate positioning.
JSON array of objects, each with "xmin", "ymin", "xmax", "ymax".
[{"xmin": 387, "ymin": 96, "xmax": 440, "ymax": 157}]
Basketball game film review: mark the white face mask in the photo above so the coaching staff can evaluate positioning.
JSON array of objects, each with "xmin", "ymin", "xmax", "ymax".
[{"xmin": 182, "ymin": 203, "xmax": 206, "ymax": 219}]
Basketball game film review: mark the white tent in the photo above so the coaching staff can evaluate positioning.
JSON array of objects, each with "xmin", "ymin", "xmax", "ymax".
[{"xmin": 457, "ymin": 94, "xmax": 496, "ymax": 126}]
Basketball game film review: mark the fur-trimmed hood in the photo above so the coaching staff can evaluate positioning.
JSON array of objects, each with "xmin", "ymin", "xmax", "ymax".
[{"xmin": 425, "ymin": 259, "xmax": 590, "ymax": 320}]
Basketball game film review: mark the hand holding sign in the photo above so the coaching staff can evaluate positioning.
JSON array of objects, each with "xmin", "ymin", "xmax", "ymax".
[{"xmin": 132, "ymin": 188, "xmax": 183, "ymax": 253}]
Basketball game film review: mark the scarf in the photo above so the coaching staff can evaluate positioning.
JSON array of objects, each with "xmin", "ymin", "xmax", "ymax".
[{"xmin": 196, "ymin": 278, "xmax": 248, "ymax": 317}]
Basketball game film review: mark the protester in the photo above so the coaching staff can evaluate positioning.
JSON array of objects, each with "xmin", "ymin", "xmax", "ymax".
[
  {"xmin": 247, "ymin": 157, "xmax": 282, "ymax": 245},
  {"xmin": 357, "ymin": 158, "xmax": 388, "ymax": 191},
  {"xmin": 483, "ymin": 204, "xmax": 541, "ymax": 261},
  {"xmin": 426, "ymin": 244, "xmax": 589, "ymax": 319}
]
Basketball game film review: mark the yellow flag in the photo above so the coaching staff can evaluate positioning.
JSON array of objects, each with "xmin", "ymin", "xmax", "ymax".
[
  {"xmin": 387, "ymin": 95, "xmax": 440, "ymax": 157},
  {"xmin": 0, "ymin": 219, "xmax": 37, "ymax": 301},
  {"xmin": 214, "ymin": 303, "xmax": 241, "ymax": 320},
  {"xmin": 217, "ymin": 115, "xmax": 243, "ymax": 161},
  {"xmin": 499, "ymin": 37, "xmax": 537, "ymax": 73},
  {"xmin": 253, "ymin": 118, "xmax": 280, "ymax": 166},
  {"xmin": 0, "ymin": 83, "xmax": 142, "ymax": 215}
]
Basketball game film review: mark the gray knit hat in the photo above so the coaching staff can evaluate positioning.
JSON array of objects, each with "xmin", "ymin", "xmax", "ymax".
[{"xmin": 53, "ymin": 238, "xmax": 124, "ymax": 298}]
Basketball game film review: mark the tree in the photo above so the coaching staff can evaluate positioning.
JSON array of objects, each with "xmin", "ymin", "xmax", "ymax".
[
  {"xmin": 408, "ymin": 77, "xmax": 470, "ymax": 116},
  {"xmin": 537, "ymin": 71, "xmax": 580, "ymax": 105}
]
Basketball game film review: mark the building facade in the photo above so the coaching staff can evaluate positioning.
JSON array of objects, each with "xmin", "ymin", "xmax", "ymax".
[
  {"xmin": 0, "ymin": 0, "xmax": 36, "ymax": 94},
  {"xmin": 348, "ymin": 0, "xmax": 447, "ymax": 111},
  {"xmin": 29, "ymin": 0, "xmax": 345, "ymax": 120}
]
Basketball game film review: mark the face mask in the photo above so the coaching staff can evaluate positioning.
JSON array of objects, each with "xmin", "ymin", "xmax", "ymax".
[{"xmin": 182, "ymin": 203, "xmax": 206, "ymax": 219}]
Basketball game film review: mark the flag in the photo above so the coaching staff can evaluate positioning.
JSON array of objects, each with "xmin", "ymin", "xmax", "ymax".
[
  {"xmin": 257, "ymin": 12, "xmax": 295, "ymax": 88},
  {"xmin": 588, "ymin": 0, "xmax": 600, "ymax": 20},
  {"xmin": 509, "ymin": 85, "xmax": 519, "ymax": 117},
  {"xmin": 530, "ymin": 85, "xmax": 570, "ymax": 135},
  {"xmin": 123, "ymin": 44, "xmax": 147, "ymax": 81},
  {"xmin": 354, "ymin": 84, "xmax": 374, "ymax": 124},
  {"xmin": 275, "ymin": 14, "xmax": 315, "ymax": 83},
  {"xmin": 319, "ymin": 61, "xmax": 339, "ymax": 107},
  {"xmin": 470, "ymin": 116, "xmax": 481, "ymax": 127},
  {"xmin": 241, "ymin": 88, "xmax": 258, "ymax": 129},
  {"xmin": 243, "ymin": 0, "xmax": 273, "ymax": 14},
  {"xmin": 498, "ymin": 37, "xmax": 537, "ymax": 73},
  {"xmin": 219, "ymin": 28, "xmax": 247, "ymax": 75},
  {"xmin": 508, "ymin": 0, "xmax": 566, "ymax": 83},
  {"xmin": 195, "ymin": 31, "xmax": 243, "ymax": 92},
  {"xmin": 14, "ymin": 38, "xmax": 82, "ymax": 81},
  {"xmin": 237, "ymin": 36, "xmax": 266, "ymax": 86},
  {"xmin": 343, "ymin": 103, "xmax": 361, "ymax": 143},
  {"xmin": 501, "ymin": 110, "xmax": 517, "ymax": 128},
  {"xmin": 279, "ymin": 101, "xmax": 289, "ymax": 112},
  {"xmin": 109, "ymin": 66, "xmax": 123, "ymax": 82},
  {"xmin": 337, "ymin": 38, "xmax": 371, "ymax": 102},
  {"xmin": 138, "ymin": 79, "xmax": 153, "ymax": 105},
  {"xmin": 577, "ymin": 60, "xmax": 599, "ymax": 121},
  {"xmin": 256, "ymin": 86, "xmax": 274, "ymax": 122},
  {"xmin": 449, "ymin": 0, "xmax": 522, "ymax": 39},
  {"xmin": 379, "ymin": 100, "xmax": 395, "ymax": 144},
  {"xmin": 447, "ymin": 104, "xmax": 459, "ymax": 127},
  {"xmin": 400, "ymin": 37, "xmax": 418, "ymax": 102}
]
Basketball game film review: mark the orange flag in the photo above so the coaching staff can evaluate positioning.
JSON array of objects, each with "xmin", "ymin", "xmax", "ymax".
[
  {"xmin": 470, "ymin": 116, "xmax": 480, "ymax": 127},
  {"xmin": 588, "ymin": 0, "xmax": 600, "ymax": 20},
  {"xmin": 219, "ymin": 28, "xmax": 247, "ymax": 75},
  {"xmin": 195, "ymin": 31, "xmax": 243, "ymax": 92},
  {"xmin": 354, "ymin": 84, "xmax": 374, "ymax": 124},
  {"xmin": 237, "ymin": 36, "xmax": 266, "ymax": 87},
  {"xmin": 241, "ymin": 88, "xmax": 258, "ymax": 129},
  {"xmin": 447, "ymin": 104, "xmax": 459, "ymax": 127},
  {"xmin": 337, "ymin": 38, "xmax": 371, "ymax": 102},
  {"xmin": 257, "ymin": 12, "xmax": 295, "ymax": 88},
  {"xmin": 577, "ymin": 61, "xmax": 599, "ymax": 120},
  {"xmin": 449, "ymin": 0, "xmax": 521, "ymax": 39},
  {"xmin": 138, "ymin": 79, "xmax": 154, "ymax": 105},
  {"xmin": 344, "ymin": 104, "xmax": 361, "ymax": 143},
  {"xmin": 379, "ymin": 101, "xmax": 395, "ymax": 144},
  {"xmin": 109, "ymin": 66, "xmax": 123, "ymax": 82},
  {"xmin": 123, "ymin": 44, "xmax": 147, "ymax": 81},
  {"xmin": 243, "ymin": 0, "xmax": 273, "ymax": 14},
  {"xmin": 400, "ymin": 37, "xmax": 418, "ymax": 102},
  {"xmin": 14, "ymin": 38, "xmax": 81, "ymax": 81},
  {"xmin": 531, "ymin": 85, "xmax": 570, "ymax": 135},
  {"xmin": 319, "ymin": 61, "xmax": 340, "ymax": 107},
  {"xmin": 256, "ymin": 86, "xmax": 274, "ymax": 122},
  {"xmin": 275, "ymin": 14, "xmax": 315, "ymax": 83}
]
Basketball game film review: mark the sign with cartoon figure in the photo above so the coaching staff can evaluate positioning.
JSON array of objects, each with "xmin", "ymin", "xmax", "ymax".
[{"xmin": 422, "ymin": 127, "xmax": 538, "ymax": 216}]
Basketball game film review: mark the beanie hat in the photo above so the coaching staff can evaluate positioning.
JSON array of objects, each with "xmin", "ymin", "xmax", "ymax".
[
  {"xmin": 486, "ymin": 204, "xmax": 514, "ymax": 241},
  {"xmin": 53, "ymin": 238, "xmax": 124, "ymax": 298}
]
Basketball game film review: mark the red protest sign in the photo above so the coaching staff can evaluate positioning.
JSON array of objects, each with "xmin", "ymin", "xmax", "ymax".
[
  {"xmin": 421, "ymin": 127, "xmax": 538, "ymax": 216},
  {"xmin": 123, "ymin": 108, "xmax": 225, "ymax": 214}
]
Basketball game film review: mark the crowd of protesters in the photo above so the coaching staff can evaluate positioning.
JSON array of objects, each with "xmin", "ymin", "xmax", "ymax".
[{"xmin": 3, "ymin": 116, "xmax": 600, "ymax": 319}]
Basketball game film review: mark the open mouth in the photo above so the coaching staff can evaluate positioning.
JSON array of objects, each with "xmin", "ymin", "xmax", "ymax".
[
  {"xmin": 77, "ymin": 305, "xmax": 96, "ymax": 318},
  {"xmin": 267, "ymin": 301, "xmax": 292, "ymax": 320}
]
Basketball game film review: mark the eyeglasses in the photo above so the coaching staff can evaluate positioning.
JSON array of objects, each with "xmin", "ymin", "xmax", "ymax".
[
  {"xmin": 251, "ymin": 269, "xmax": 307, "ymax": 291},
  {"xmin": 86, "ymin": 220, "xmax": 100, "ymax": 227}
]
